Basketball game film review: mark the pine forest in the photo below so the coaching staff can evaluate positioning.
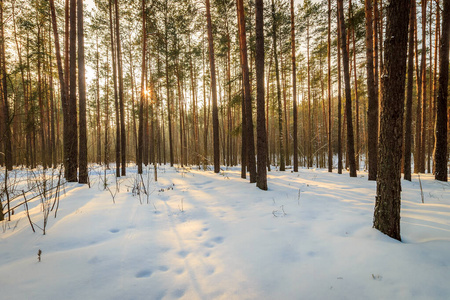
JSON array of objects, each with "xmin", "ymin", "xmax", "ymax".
[{"xmin": 0, "ymin": 0, "xmax": 449, "ymax": 298}]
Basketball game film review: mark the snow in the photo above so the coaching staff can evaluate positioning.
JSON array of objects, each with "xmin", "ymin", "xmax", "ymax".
[{"xmin": 1, "ymin": 165, "xmax": 449, "ymax": 299}]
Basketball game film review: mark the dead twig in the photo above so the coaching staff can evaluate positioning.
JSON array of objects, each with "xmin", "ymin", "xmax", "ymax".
[{"xmin": 23, "ymin": 191, "xmax": 35, "ymax": 233}]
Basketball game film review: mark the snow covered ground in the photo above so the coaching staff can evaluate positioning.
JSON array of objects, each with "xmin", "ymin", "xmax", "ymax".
[{"xmin": 1, "ymin": 165, "xmax": 449, "ymax": 299}]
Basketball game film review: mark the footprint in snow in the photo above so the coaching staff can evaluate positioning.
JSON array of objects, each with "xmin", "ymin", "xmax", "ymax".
[
  {"xmin": 172, "ymin": 288, "xmax": 186, "ymax": 298},
  {"xmin": 211, "ymin": 236, "xmax": 224, "ymax": 243},
  {"xmin": 177, "ymin": 250, "xmax": 189, "ymax": 258},
  {"xmin": 158, "ymin": 265, "xmax": 169, "ymax": 272},
  {"xmin": 205, "ymin": 265, "xmax": 215, "ymax": 275},
  {"xmin": 204, "ymin": 236, "xmax": 224, "ymax": 248},
  {"xmin": 135, "ymin": 270, "xmax": 152, "ymax": 278},
  {"xmin": 109, "ymin": 228, "xmax": 120, "ymax": 233}
]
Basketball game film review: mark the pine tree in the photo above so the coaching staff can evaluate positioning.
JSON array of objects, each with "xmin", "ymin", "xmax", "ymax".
[
  {"xmin": 434, "ymin": 0, "xmax": 450, "ymax": 182},
  {"xmin": 337, "ymin": 0, "xmax": 357, "ymax": 177},
  {"xmin": 205, "ymin": 0, "xmax": 220, "ymax": 173},
  {"xmin": 256, "ymin": 0, "xmax": 267, "ymax": 190},
  {"xmin": 374, "ymin": 0, "xmax": 411, "ymax": 241},
  {"xmin": 78, "ymin": 0, "xmax": 88, "ymax": 184}
]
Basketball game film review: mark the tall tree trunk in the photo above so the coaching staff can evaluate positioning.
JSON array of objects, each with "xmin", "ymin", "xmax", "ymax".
[
  {"xmin": 67, "ymin": 0, "xmax": 78, "ymax": 182},
  {"xmin": 78, "ymin": 0, "xmax": 88, "ymax": 184},
  {"xmin": 256, "ymin": 0, "xmax": 267, "ymax": 190},
  {"xmin": 373, "ymin": 0, "xmax": 379, "ymax": 128},
  {"xmin": 241, "ymin": 77, "xmax": 247, "ymax": 178},
  {"xmin": 414, "ymin": 3, "xmax": 422, "ymax": 174},
  {"xmin": 13, "ymin": 1, "xmax": 30, "ymax": 167},
  {"xmin": 114, "ymin": 0, "xmax": 126, "ymax": 176},
  {"xmin": 326, "ymin": 0, "xmax": 332, "ymax": 172},
  {"xmin": 266, "ymin": 50, "xmax": 272, "ymax": 171},
  {"xmin": 291, "ymin": 0, "xmax": 298, "ymax": 173},
  {"xmin": 420, "ymin": 0, "xmax": 427, "ymax": 173},
  {"xmin": 434, "ymin": 0, "xmax": 450, "ymax": 182},
  {"xmin": 138, "ymin": 0, "xmax": 146, "ymax": 174},
  {"xmin": 188, "ymin": 35, "xmax": 199, "ymax": 167},
  {"xmin": 96, "ymin": 35, "xmax": 101, "ymax": 165},
  {"xmin": 237, "ymin": 0, "xmax": 256, "ymax": 182},
  {"xmin": 165, "ymin": 1, "xmax": 173, "ymax": 167},
  {"xmin": 337, "ymin": 9, "xmax": 343, "ymax": 174},
  {"xmin": 432, "ymin": 3, "xmax": 440, "ymax": 174},
  {"xmin": 176, "ymin": 62, "xmax": 185, "ymax": 166},
  {"xmin": 225, "ymin": 27, "xmax": 232, "ymax": 167},
  {"xmin": 350, "ymin": 0, "xmax": 360, "ymax": 171},
  {"xmin": 48, "ymin": 47, "xmax": 56, "ymax": 168},
  {"xmin": 378, "ymin": 0, "xmax": 384, "ymax": 70},
  {"xmin": 404, "ymin": 0, "xmax": 415, "ymax": 181},
  {"xmin": 281, "ymin": 47, "xmax": 290, "ymax": 167},
  {"xmin": 0, "ymin": 0, "xmax": 11, "ymax": 171},
  {"xmin": 307, "ymin": 18, "xmax": 312, "ymax": 169},
  {"xmin": 202, "ymin": 34, "xmax": 208, "ymax": 169},
  {"xmin": 403, "ymin": 0, "xmax": 416, "ymax": 181},
  {"xmin": 373, "ymin": 0, "xmax": 411, "ymax": 241},
  {"xmin": 105, "ymin": 48, "xmax": 110, "ymax": 168},
  {"xmin": 37, "ymin": 23, "xmax": 47, "ymax": 169},
  {"xmin": 366, "ymin": 0, "xmax": 377, "ymax": 180},
  {"xmin": 109, "ymin": 0, "xmax": 120, "ymax": 177},
  {"xmin": 63, "ymin": 0, "xmax": 70, "ymax": 174},
  {"xmin": 205, "ymin": 0, "xmax": 220, "ymax": 173},
  {"xmin": 337, "ymin": 0, "xmax": 357, "ymax": 177},
  {"xmin": 26, "ymin": 34, "xmax": 36, "ymax": 169},
  {"xmin": 271, "ymin": 0, "xmax": 285, "ymax": 172},
  {"xmin": 427, "ymin": 0, "xmax": 433, "ymax": 173}
]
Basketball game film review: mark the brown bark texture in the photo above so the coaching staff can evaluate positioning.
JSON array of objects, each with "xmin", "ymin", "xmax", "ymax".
[
  {"xmin": 434, "ymin": 0, "xmax": 450, "ymax": 181},
  {"xmin": 374, "ymin": 0, "xmax": 411, "ymax": 241},
  {"xmin": 337, "ymin": 0, "xmax": 357, "ymax": 177},
  {"xmin": 256, "ymin": 0, "xmax": 267, "ymax": 190}
]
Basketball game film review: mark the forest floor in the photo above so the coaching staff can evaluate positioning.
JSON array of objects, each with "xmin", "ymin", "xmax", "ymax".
[{"xmin": 0, "ymin": 164, "xmax": 449, "ymax": 299}]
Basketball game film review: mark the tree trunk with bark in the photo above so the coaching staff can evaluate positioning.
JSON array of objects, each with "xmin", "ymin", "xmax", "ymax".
[
  {"xmin": 138, "ymin": 0, "xmax": 146, "ymax": 174},
  {"xmin": 434, "ymin": 0, "xmax": 450, "ymax": 182},
  {"xmin": 337, "ymin": 10, "xmax": 343, "ymax": 174},
  {"xmin": 96, "ymin": 35, "xmax": 101, "ymax": 165},
  {"xmin": 271, "ymin": 0, "xmax": 285, "ymax": 172},
  {"xmin": 67, "ymin": 0, "xmax": 78, "ymax": 182},
  {"xmin": 404, "ymin": 0, "xmax": 415, "ymax": 181},
  {"xmin": 327, "ymin": 0, "xmax": 332, "ymax": 173},
  {"xmin": 256, "ymin": 0, "xmax": 267, "ymax": 190},
  {"xmin": 420, "ymin": 0, "xmax": 427, "ymax": 174},
  {"xmin": 114, "ymin": 0, "xmax": 126, "ymax": 176},
  {"xmin": 337, "ymin": 0, "xmax": 357, "ymax": 177},
  {"xmin": 37, "ymin": 24, "xmax": 47, "ymax": 169},
  {"xmin": 205, "ymin": 0, "xmax": 220, "ymax": 173},
  {"xmin": 78, "ymin": 0, "xmax": 88, "ymax": 184},
  {"xmin": 237, "ymin": 0, "xmax": 256, "ymax": 182},
  {"xmin": 374, "ymin": 0, "xmax": 411, "ymax": 241},
  {"xmin": 291, "ymin": 0, "xmax": 298, "ymax": 173},
  {"xmin": 366, "ymin": 0, "xmax": 377, "ymax": 180},
  {"xmin": 0, "ymin": 0, "xmax": 11, "ymax": 171}
]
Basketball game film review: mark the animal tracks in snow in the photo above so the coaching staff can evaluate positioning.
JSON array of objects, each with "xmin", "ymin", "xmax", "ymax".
[
  {"xmin": 203, "ymin": 236, "xmax": 225, "ymax": 248},
  {"xmin": 135, "ymin": 265, "xmax": 171, "ymax": 279}
]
